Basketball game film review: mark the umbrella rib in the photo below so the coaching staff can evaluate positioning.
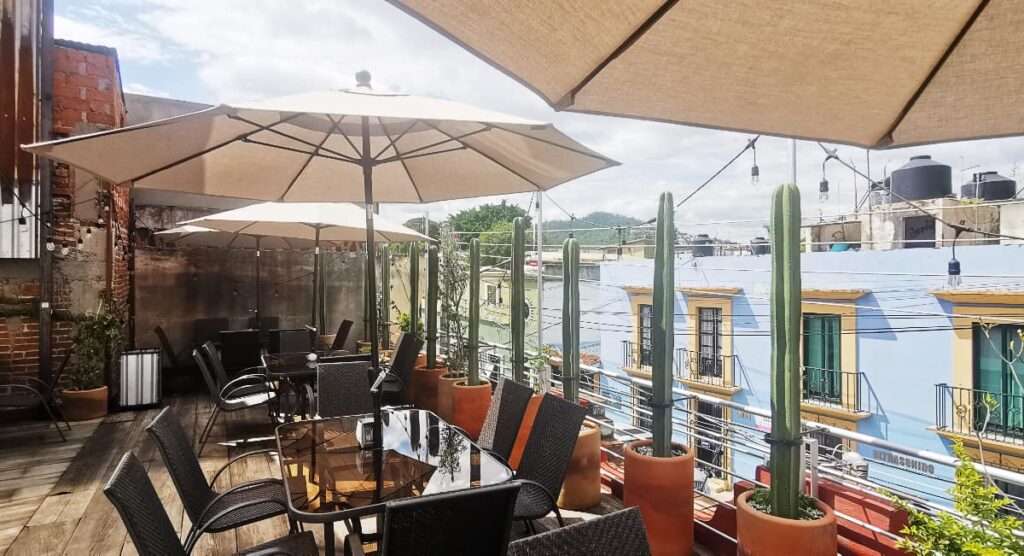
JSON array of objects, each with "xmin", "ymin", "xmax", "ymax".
[
  {"xmin": 229, "ymin": 114, "xmax": 359, "ymax": 163},
  {"xmin": 378, "ymin": 116, "xmax": 425, "ymax": 203},
  {"xmin": 419, "ymin": 120, "xmax": 544, "ymax": 192},
  {"xmin": 489, "ymin": 124, "xmax": 618, "ymax": 164},
  {"xmin": 240, "ymin": 137, "xmax": 355, "ymax": 164},
  {"xmin": 132, "ymin": 113, "xmax": 304, "ymax": 183},
  {"xmin": 278, "ymin": 117, "xmax": 345, "ymax": 201},
  {"xmin": 554, "ymin": 0, "xmax": 679, "ymax": 109},
  {"xmin": 333, "ymin": 115, "xmax": 363, "ymax": 159},
  {"xmin": 372, "ymin": 120, "xmax": 419, "ymax": 160},
  {"xmin": 375, "ymin": 124, "xmax": 489, "ymax": 164}
]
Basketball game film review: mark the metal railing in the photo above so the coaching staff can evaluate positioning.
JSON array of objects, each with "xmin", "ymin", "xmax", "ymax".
[
  {"xmin": 676, "ymin": 348, "xmax": 736, "ymax": 389},
  {"xmin": 801, "ymin": 366, "xmax": 867, "ymax": 413},
  {"xmin": 621, "ymin": 339, "xmax": 652, "ymax": 372},
  {"xmin": 936, "ymin": 383, "xmax": 1024, "ymax": 446}
]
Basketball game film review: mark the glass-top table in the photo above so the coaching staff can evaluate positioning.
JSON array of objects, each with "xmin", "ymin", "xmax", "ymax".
[
  {"xmin": 261, "ymin": 350, "xmax": 353, "ymax": 379},
  {"xmin": 275, "ymin": 409, "xmax": 514, "ymax": 554}
]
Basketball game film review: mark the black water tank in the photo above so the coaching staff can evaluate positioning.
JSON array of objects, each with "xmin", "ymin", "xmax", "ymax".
[
  {"xmin": 961, "ymin": 171, "xmax": 1017, "ymax": 201},
  {"xmin": 750, "ymin": 237, "xmax": 770, "ymax": 255},
  {"xmin": 890, "ymin": 155, "xmax": 952, "ymax": 201},
  {"xmin": 692, "ymin": 234, "xmax": 713, "ymax": 257}
]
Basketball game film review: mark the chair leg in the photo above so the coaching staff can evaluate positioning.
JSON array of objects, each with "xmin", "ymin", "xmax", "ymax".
[
  {"xmin": 39, "ymin": 401, "xmax": 67, "ymax": 442},
  {"xmin": 525, "ymin": 520, "xmax": 536, "ymax": 535},
  {"xmin": 53, "ymin": 401, "xmax": 72, "ymax": 431},
  {"xmin": 197, "ymin": 405, "xmax": 220, "ymax": 456},
  {"xmin": 553, "ymin": 507, "xmax": 566, "ymax": 528}
]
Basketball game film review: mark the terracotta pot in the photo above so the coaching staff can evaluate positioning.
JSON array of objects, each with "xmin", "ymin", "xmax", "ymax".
[
  {"xmin": 415, "ymin": 353, "xmax": 446, "ymax": 368},
  {"xmin": 412, "ymin": 364, "xmax": 446, "ymax": 413},
  {"xmin": 624, "ymin": 439, "xmax": 694, "ymax": 556},
  {"xmin": 437, "ymin": 372, "xmax": 466, "ymax": 422},
  {"xmin": 451, "ymin": 380, "xmax": 492, "ymax": 440},
  {"xmin": 558, "ymin": 420, "xmax": 602, "ymax": 510},
  {"xmin": 508, "ymin": 394, "xmax": 543, "ymax": 470},
  {"xmin": 62, "ymin": 386, "xmax": 109, "ymax": 421},
  {"xmin": 735, "ymin": 490, "xmax": 837, "ymax": 556}
]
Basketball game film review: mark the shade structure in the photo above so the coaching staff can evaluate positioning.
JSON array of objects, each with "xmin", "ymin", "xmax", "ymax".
[{"xmin": 389, "ymin": 0, "xmax": 1024, "ymax": 149}]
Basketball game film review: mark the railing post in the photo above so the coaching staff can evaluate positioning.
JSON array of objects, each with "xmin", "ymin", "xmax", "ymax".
[{"xmin": 805, "ymin": 437, "xmax": 819, "ymax": 498}]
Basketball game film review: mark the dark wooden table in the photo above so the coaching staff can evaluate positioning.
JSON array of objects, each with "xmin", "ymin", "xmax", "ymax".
[{"xmin": 275, "ymin": 409, "xmax": 514, "ymax": 555}]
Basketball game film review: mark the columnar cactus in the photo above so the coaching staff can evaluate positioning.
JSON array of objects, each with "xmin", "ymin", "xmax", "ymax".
[
  {"xmin": 468, "ymin": 238, "xmax": 481, "ymax": 386},
  {"xmin": 511, "ymin": 216, "xmax": 526, "ymax": 384},
  {"xmin": 426, "ymin": 244, "xmax": 439, "ymax": 369},
  {"xmin": 651, "ymin": 192, "xmax": 675, "ymax": 457},
  {"xmin": 409, "ymin": 242, "xmax": 420, "ymax": 341},
  {"xmin": 562, "ymin": 237, "xmax": 580, "ymax": 402},
  {"xmin": 380, "ymin": 244, "xmax": 391, "ymax": 350},
  {"xmin": 769, "ymin": 183, "xmax": 803, "ymax": 519}
]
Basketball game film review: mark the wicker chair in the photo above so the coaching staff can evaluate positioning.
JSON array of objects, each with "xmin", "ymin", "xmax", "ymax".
[
  {"xmin": 0, "ymin": 347, "xmax": 73, "ymax": 440},
  {"xmin": 343, "ymin": 481, "xmax": 521, "ymax": 556},
  {"xmin": 513, "ymin": 394, "xmax": 587, "ymax": 533},
  {"xmin": 477, "ymin": 378, "xmax": 534, "ymax": 464},
  {"xmin": 269, "ymin": 328, "xmax": 315, "ymax": 354},
  {"xmin": 379, "ymin": 332, "xmax": 422, "ymax": 405},
  {"xmin": 331, "ymin": 319, "xmax": 355, "ymax": 351},
  {"xmin": 199, "ymin": 342, "xmax": 268, "ymax": 399},
  {"xmin": 219, "ymin": 329, "xmax": 262, "ymax": 373},
  {"xmin": 104, "ymin": 452, "xmax": 316, "ymax": 555},
  {"xmin": 145, "ymin": 407, "xmax": 293, "ymax": 547},
  {"xmin": 193, "ymin": 349, "xmax": 276, "ymax": 454},
  {"xmin": 314, "ymin": 361, "xmax": 374, "ymax": 417},
  {"xmin": 506, "ymin": 507, "xmax": 651, "ymax": 556}
]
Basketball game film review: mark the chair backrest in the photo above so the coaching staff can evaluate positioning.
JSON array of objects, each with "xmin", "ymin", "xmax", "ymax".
[
  {"xmin": 200, "ymin": 341, "xmax": 229, "ymax": 388},
  {"xmin": 316, "ymin": 361, "xmax": 374, "ymax": 418},
  {"xmin": 478, "ymin": 378, "xmax": 534, "ymax": 459},
  {"xmin": 193, "ymin": 349, "xmax": 222, "ymax": 401},
  {"xmin": 218, "ymin": 329, "xmax": 261, "ymax": 370},
  {"xmin": 389, "ymin": 333, "xmax": 423, "ymax": 393},
  {"xmin": 319, "ymin": 353, "xmax": 373, "ymax": 364},
  {"xmin": 506, "ymin": 507, "xmax": 651, "ymax": 556},
  {"xmin": 331, "ymin": 319, "xmax": 354, "ymax": 351},
  {"xmin": 145, "ymin": 406, "xmax": 215, "ymax": 523},
  {"xmin": 269, "ymin": 328, "xmax": 313, "ymax": 354},
  {"xmin": 249, "ymin": 315, "xmax": 279, "ymax": 331},
  {"xmin": 44, "ymin": 346, "xmax": 76, "ymax": 394},
  {"xmin": 193, "ymin": 318, "xmax": 229, "ymax": 347},
  {"xmin": 381, "ymin": 481, "xmax": 521, "ymax": 555},
  {"xmin": 154, "ymin": 326, "xmax": 180, "ymax": 369},
  {"xmin": 515, "ymin": 394, "xmax": 587, "ymax": 501},
  {"xmin": 104, "ymin": 452, "xmax": 187, "ymax": 556}
]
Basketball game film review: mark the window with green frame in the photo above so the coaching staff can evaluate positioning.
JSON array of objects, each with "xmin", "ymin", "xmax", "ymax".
[
  {"xmin": 972, "ymin": 324, "xmax": 1024, "ymax": 436},
  {"xmin": 803, "ymin": 313, "xmax": 841, "ymax": 405}
]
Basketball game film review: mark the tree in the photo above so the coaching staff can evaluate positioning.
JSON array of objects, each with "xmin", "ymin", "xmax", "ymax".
[
  {"xmin": 392, "ymin": 218, "xmax": 441, "ymax": 254},
  {"xmin": 478, "ymin": 220, "xmax": 534, "ymax": 267},
  {"xmin": 449, "ymin": 201, "xmax": 531, "ymax": 235}
]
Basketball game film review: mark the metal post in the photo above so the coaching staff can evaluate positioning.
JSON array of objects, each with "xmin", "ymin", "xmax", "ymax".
[
  {"xmin": 806, "ymin": 437, "xmax": 820, "ymax": 498},
  {"xmin": 380, "ymin": 244, "xmax": 390, "ymax": 350},
  {"xmin": 37, "ymin": 0, "xmax": 54, "ymax": 384},
  {"xmin": 511, "ymin": 217, "xmax": 526, "ymax": 384},
  {"xmin": 789, "ymin": 138, "xmax": 798, "ymax": 185},
  {"xmin": 536, "ymin": 194, "xmax": 544, "ymax": 354},
  {"xmin": 312, "ymin": 227, "xmax": 320, "ymax": 329},
  {"xmin": 255, "ymin": 236, "xmax": 261, "ymax": 325}
]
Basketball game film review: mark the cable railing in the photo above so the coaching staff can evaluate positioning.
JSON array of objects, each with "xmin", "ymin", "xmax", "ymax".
[{"xmin": 935, "ymin": 383, "xmax": 1024, "ymax": 447}]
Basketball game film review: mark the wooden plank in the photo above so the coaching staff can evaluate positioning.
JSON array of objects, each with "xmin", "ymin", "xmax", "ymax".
[{"xmin": 4, "ymin": 519, "xmax": 77, "ymax": 556}]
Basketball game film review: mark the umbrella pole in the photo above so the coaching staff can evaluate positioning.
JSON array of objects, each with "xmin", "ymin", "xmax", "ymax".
[
  {"xmin": 312, "ymin": 227, "xmax": 321, "ymax": 331},
  {"xmin": 255, "ymin": 236, "xmax": 261, "ymax": 327},
  {"xmin": 361, "ymin": 116, "xmax": 384, "ymax": 453}
]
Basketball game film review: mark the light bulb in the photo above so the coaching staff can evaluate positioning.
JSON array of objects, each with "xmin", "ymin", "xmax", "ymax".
[
  {"xmin": 76, "ymin": 236, "xmax": 83, "ymax": 247},
  {"xmin": 60, "ymin": 242, "xmax": 69, "ymax": 256},
  {"xmin": 17, "ymin": 215, "xmax": 27, "ymax": 228},
  {"xmin": 819, "ymin": 179, "xmax": 830, "ymax": 202},
  {"xmin": 45, "ymin": 238, "xmax": 54, "ymax": 252},
  {"xmin": 97, "ymin": 216, "xmax": 105, "ymax": 226},
  {"xmin": 232, "ymin": 287, "xmax": 239, "ymax": 296},
  {"xmin": 85, "ymin": 227, "xmax": 92, "ymax": 238},
  {"xmin": 948, "ymin": 257, "xmax": 962, "ymax": 287},
  {"xmin": 750, "ymin": 164, "xmax": 760, "ymax": 186}
]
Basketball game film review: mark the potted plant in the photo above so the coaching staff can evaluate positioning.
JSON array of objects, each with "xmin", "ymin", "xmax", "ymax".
[
  {"xmin": 435, "ymin": 226, "xmax": 469, "ymax": 422},
  {"xmin": 409, "ymin": 242, "xmax": 446, "ymax": 411},
  {"xmin": 506, "ymin": 217, "xmax": 543, "ymax": 470},
  {"xmin": 623, "ymin": 192, "xmax": 694, "ymax": 556},
  {"xmin": 453, "ymin": 238, "xmax": 493, "ymax": 439},
  {"xmin": 736, "ymin": 184, "xmax": 836, "ymax": 555},
  {"xmin": 64, "ymin": 301, "xmax": 124, "ymax": 421}
]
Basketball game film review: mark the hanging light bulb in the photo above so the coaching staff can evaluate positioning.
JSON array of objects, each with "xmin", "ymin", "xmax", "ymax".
[
  {"xmin": 60, "ymin": 242, "xmax": 69, "ymax": 256},
  {"xmin": 749, "ymin": 138, "xmax": 760, "ymax": 185},
  {"xmin": 819, "ymin": 178, "xmax": 830, "ymax": 202},
  {"xmin": 948, "ymin": 256, "xmax": 962, "ymax": 287},
  {"xmin": 97, "ymin": 215, "xmax": 105, "ymax": 226},
  {"xmin": 192, "ymin": 272, "xmax": 199, "ymax": 281},
  {"xmin": 76, "ymin": 235, "xmax": 83, "ymax": 248},
  {"xmin": 17, "ymin": 213, "xmax": 27, "ymax": 228},
  {"xmin": 232, "ymin": 286, "xmax": 239, "ymax": 296},
  {"xmin": 274, "ymin": 286, "xmax": 280, "ymax": 297},
  {"xmin": 45, "ymin": 235, "xmax": 55, "ymax": 252},
  {"xmin": 85, "ymin": 226, "xmax": 92, "ymax": 239}
]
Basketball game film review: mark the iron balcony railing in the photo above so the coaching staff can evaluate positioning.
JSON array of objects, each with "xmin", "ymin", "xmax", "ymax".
[
  {"xmin": 935, "ymin": 383, "xmax": 1024, "ymax": 446},
  {"xmin": 675, "ymin": 348, "xmax": 736, "ymax": 389},
  {"xmin": 622, "ymin": 339, "xmax": 653, "ymax": 372},
  {"xmin": 801, "ymin": 366, "xmax": 867, "ymax": 413}
]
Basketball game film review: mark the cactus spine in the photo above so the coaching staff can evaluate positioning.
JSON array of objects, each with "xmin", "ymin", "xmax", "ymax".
[
  {"xmin": 562, "ymin": 237, "xmax": 580, "ymax": 402},
  {"xmin": 511, "ymin": 217, "xmax": 526, "ymax": 384},
  {"xmin": 426, "ymin": 244, "xmax": 439, "ymax": 369},
  {"xmin": 468, "ymin": 238, "xmax": 481, "ymax": 386},
  {"xmin": 769, "ymin": 183, "xmax": 803, "ymax": 518},
  {"xmin": 409, "ymin": 242, "xmax": 420, "ymax": 342},
  {"xmin": 652, "ymin": 192, "xmax": 675, "ymax": 458}
]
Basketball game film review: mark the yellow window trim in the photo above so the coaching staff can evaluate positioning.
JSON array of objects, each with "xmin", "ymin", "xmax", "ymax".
[
  {"xmin": 802, "ymin": 289, "xmax": 869, "ymax": 300},
  {"xmin": 801, "ymin": 299, "xmax": 864, "ymax": 416},
  {"xmin": 684, "ymin": 295, "xmax": 741, "ymax": 395},
  {"xmin": 932, "ymin": 428, "xmax": 1024, "ymax": 462},
  {"xmin": 933, "ymin": 290, "xmax": 1024, "ymax": 305},
  {"xmin": 624, "ymin": 290, "xmax": 654, "ymax": 373},
  {"xmin": 678, "ymin": 286, "xmax": 742, "ymax": 297},
  {"xmin": 691, "ymin": 397, "xmax": 732, "ymax": 474}
]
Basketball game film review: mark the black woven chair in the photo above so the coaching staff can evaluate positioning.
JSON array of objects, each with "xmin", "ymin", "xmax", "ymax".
[
  {"xmin": 379, "ymin": 333, "xmax": 422, "ymax": 405},
  {"xmin": 199, "ymin": 341, "xmax": 268, "ymax": 399},
  {"xmin": 269, "ymin": 328, "xmax": 314, "ymax": 354},
  {"xmin": 219, "ymin": 329, "xmax": 262, "ymax": 373},
  {"xmin": 104, "ymin": 451, "xmax": 316, "ymax": 555},
  {"xmin": 513, "ymin": 394, "xmax": 587, "ymax": 533},
  {"xmin": 145, "ymin": 407, "xmax": 294, "ymax": 548},
  {"xmin": 477, "ymin": 378, "xmax": 534, "ymax": 464},
  {"xmin": 507, "ymin": 507, "xmax": 651, "ymax": 556},
  {"xmin": 0, "ymin": 348, "xmax": 74, "ymax": 440},
  {"xmin": 313, "ymin": 361, "xmax": 374, "ymax": 418},
  {"xmin": 331, "ymin": 319, "xmax": 355, "ymax": 351},
  {"xmin": 193, "ymin": 348, "xmax": 276, "ymax": 455},
  {"xmin": 343, "ymin": 481, "xmax": 521, "ymax": 556}
]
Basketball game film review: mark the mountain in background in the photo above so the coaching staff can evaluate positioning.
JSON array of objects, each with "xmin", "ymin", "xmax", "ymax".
[{"xmin": 543, "ymin": 211, "xmax": 650, "ymax": 247}]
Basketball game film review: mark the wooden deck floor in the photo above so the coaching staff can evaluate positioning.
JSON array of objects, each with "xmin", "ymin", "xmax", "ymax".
[{"xmin": 0, "ymin": 394, "xmax": 625, "ymax": 555}]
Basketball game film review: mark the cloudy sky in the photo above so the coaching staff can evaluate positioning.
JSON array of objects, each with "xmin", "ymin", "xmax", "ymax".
[{"xmin": 54, "ymin": 0, "xmax": 1024, "ymax": 241}]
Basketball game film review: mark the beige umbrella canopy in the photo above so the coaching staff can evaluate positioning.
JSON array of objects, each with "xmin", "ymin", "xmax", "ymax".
[
  {"xmin": 389, "ymin": 0, "xmax": 1024, "ymax": 149},
  {"xmin": 155, "ymin": 225, "xmax": 337, "ymax": 250}
]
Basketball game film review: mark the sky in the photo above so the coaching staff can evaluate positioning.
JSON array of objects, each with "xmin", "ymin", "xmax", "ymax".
[{"xmin": 54, "ymin": 0, "xmax": 1024, "ymax": 242}]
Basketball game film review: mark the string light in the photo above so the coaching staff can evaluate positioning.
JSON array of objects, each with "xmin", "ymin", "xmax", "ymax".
[
  {"xmin": 948, "ymin": 227, "xmax": 963, "ymax": 287},
  {"xmin": 45, "ymin": 235, "xmax": 54, "ymax": 252},
  {"xmin": 85, "ymin": 226, "xmax": 92, "ymax": 239},
  {"xmin": 749, "ymin": 137, "xmax": 759, "ymax": 186},
  {"xmin": 17, "ymin": 205, "xmax": 27, "ymax": 228},
  {"xmin": 820, "ymin": 149, "xmax": 838, "ymax": 202},
  {"xmin": 60, "ymin": 242, "xmax": 69, "ymax": 256}
]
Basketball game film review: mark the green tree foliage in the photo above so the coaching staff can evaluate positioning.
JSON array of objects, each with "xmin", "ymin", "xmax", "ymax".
[
  {"xmin": 479, "ymin": 221, "xmax": 515, "ymax": 267},
  {"xmin": 449, "ymin": 201, "xmax": 531, "ymax": 235},
  {"xmin": 71, "ymin": 302, "xmax": 125, "ymax": 391},
  {"xmin": 392, "ymin": 218, "xmax": 441, "ymax": 254},
  {"xmin": 440, "ymin": 223, "xmax": 468, "ymax": 373}
]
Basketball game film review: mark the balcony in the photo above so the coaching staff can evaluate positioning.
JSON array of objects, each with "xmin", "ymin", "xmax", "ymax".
[
  {"xmin": 935, "ymin": 384, "xmax": 1024, "ymax": 447},
  {"xmin": 621, "ymin": 339, "xmax": 653, "ymax": 373},
  {"xmin": 675, "ymin": 348, "xmax": 739, "ymax": 393},
  {"xmin": 800, "ymin": 366, "xmax": 869, "ymax": 417}
]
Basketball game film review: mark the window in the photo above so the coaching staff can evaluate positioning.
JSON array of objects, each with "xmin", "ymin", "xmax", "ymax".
[
  {"xmin": 698, "ymin": 308, "xmax": 723, "ymax": 378},
  {"xmin": 803, "ymin": 313, "xmax": 842, "ymax": 405},
  {"xmin": 806, "ymin": 428, "xmax": 844, "ymax": 459},
  {"xmin": 638, "ymin": 304, "xmax": 654, "ymax": 368},
  {"xmin": 634, "ymin": 383, "xmax": 652, "ymax": 430},
  {"xmin": 486, "ymin": 283, "xmax": 499, "ymax": 305},
  {"xmin": 695, "ymin": 401, "xmax": 725, "ymax": 478},
  {"xmin": 972, "ymin": 324, "xmax": 1024, "ymax": 437}
]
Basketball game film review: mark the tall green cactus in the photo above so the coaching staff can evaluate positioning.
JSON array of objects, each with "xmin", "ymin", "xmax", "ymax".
[
  {"xmin": 380, "ymin": 244, "xmax": 391, "ymax": 350},
  {"xmin": 769, "ymin": 183, "xmax": 803, "ymax": 519},
  {"xmin": 651, "ymin": 192, "xmax": 675, "ymax": 457},
  {"xmin": 468, "ymin": 238, "xmax": 481, "ymax": 386},
  {"xmin": 562, "ymin": 238, "xmax": 580, "ymax": 402},
  {"xmin": 511, "ymin": 217, "xmax": 526, "ymax": 384},
  {"xmin": 409, "ymin": 242, "xmax": 420, "ymax": 341},
  {"xmin": 426, "ymin": 244, "xmax": 439, "ymax": 370}
]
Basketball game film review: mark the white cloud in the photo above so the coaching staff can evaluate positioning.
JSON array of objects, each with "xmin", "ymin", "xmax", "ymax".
[
  {"xmin": 123, "ymin": 82, "xmax": 168, "ymax": 97},
  {"xmin": 53, "ymin": 13, "xmax": 170, "ymax": 63}
]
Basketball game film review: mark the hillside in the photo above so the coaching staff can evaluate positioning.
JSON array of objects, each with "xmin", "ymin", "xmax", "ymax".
[{"xmin": 543, "ymin": 211, "xmax": 649, "ymax": 247}]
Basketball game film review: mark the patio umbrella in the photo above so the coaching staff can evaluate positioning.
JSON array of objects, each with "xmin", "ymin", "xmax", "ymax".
[
  {"xmin": 22, "ymin": 71, "xmax": 615, "ymax": 388},
  {"xmin": 179, "ymin": 202, "xmax": 430, "ymax": 331},
  {"xmin": 387, "ymin": 0, "xmax": 1024, "ymax": 149}
]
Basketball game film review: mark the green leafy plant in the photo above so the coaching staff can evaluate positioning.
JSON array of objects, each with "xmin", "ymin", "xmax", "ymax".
[
  {"xmin": 748, "ymin": 489, "xmax": 824, "ymax": 521},
  {"xmin": 397, "ymin": 312, "xmax": 423, "ymax": 341},
  {"xmin": 70, "ymin": 302, "xmax": 125, "ymax": 391},
  {"xmin": 891, "ymin": 440, "xmax": 1024, "ymax": 555},
  {"xmin": 440, "ymin": 224, "xmax": 469, "ymax": 374}
]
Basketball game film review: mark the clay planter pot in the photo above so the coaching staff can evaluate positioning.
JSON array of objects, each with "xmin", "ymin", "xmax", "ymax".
[
  {"xmin": 437, "ymin": 372, "xmax": 466, "ymax": 422},
  {"xmin": 735, "ymin": 490, "xmax": 837, "ymax": 556},
  {"xmin": 62, "ymin": 386, "xmax": 109, "ymax": 421},
  {"xmin": 412, "ymin": 362, "xmax": 446, "ymax": 412},
  {"xmin": 508, "ymin": 394, "xmax": 543, "ymax": 470},
  {"xmin": 451, "ymin": 379, "xmax": 492, "ymax": 440},
  {"xmin": 558, "ymin": 420, "xmax": 602, "ymax": 510},
  {"xmin": 624, "ymin": 439, "xmax": 694, "ymax": 556}
]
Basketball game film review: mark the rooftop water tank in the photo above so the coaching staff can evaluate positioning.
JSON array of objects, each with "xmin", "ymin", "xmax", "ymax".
[
  {"xmin": 692, "ymin": 234, "xmax": 713, "ymax": 257},
  {"xmin": 960, "ymin": 171, "xmax": 1016, "ymax": 201},
  {"xmin": 889, "ymin": 155, "xmax": 952, "ymax": 201}
]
